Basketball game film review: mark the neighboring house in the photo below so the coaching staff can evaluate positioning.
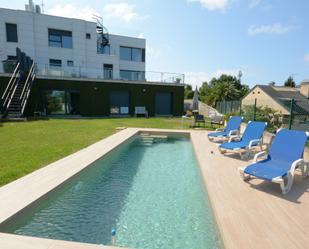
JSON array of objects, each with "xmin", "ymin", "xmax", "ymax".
[
  {"xmin": 0, "ymin": 1, "xmax": 184, "ymax": 118},
  {"xmin": 242, "ymin": 80, "xmax": 309, "ymax": 129}
]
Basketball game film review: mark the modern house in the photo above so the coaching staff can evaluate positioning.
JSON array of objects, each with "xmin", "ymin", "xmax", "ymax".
[
  {"xmin": 0, "ymin": 1, "xmax": 184, "ymax": 118},
  {"xmin": 242, "ymin": 80, "xmax": 309, "ymax": 129}
]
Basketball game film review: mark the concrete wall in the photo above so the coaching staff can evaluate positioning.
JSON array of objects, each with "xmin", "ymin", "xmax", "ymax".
[
  {"xmin": 184, "ymin": 99, "xmax": 219, "ymax": 117},
  {"xmin": 0, "ymin": 8, "xmax": 145, "ymax": 78},
  {"xmin": 242, "ymin": 86, "xmax": 289, "ymax": 114}
]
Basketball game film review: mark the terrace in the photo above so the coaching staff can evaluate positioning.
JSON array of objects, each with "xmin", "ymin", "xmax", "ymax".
[
  {"xmin": 0, "ymin": 60, "xmax": 185, "ymax": 85},
  {"xmin": 0, "ymin": 118, "xmax": 309, "ymax": 249}
]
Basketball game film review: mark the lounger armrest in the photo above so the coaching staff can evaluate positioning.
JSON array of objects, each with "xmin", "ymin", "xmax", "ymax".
[
  {"xmin": 228, "ymin": 135, "xmax": 241, "ymax": 142},
  {"xmin": 291, "ymin": 158, "xmax": 305, "ymax": 172},
  {"xmin": 228, "ymin": 129, "xmax": 239, "ymax": 136},
  {"xmin": 248, "ymin": 139, "xmax": 261, "ymax": 149},
  {"xmin": 253, "ymin": 151, "xmax": 267, "ymax": 163},
  {"xmin": 215, "ymin": 128, "xmax": 225, "ymax": 132}
]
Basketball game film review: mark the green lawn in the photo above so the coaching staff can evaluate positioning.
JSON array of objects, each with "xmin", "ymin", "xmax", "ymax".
[{"xmin": 0, "ymin": 117, "xmax": 215, "ymax": 187}]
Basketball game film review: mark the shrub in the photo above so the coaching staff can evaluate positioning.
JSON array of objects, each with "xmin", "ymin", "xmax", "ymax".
[{"xmin": 242, "ymin": 105, "xmax": 282, "ymax": 132}]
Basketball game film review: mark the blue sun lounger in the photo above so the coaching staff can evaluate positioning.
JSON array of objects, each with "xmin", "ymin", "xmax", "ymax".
[
  {"xmin": 208, "ymin": 116, "xmax": 243, "ymax": 141},
  {"xmin": 239, "ymin": 129, "xmax": 309, "ymax": 194},
  {"xmin": 218, "ymin": 121, "xmax": 267, "ymax": 159}
]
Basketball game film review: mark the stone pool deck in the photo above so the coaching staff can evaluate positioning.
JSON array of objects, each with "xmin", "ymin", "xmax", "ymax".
[{"xmin": 0, "ymin": 128, "xmax": 309, "ymax": 249}]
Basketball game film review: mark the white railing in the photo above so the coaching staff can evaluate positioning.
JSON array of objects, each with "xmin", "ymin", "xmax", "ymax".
[{"xmin": 35, "ymin": 64, "xmax": 185, "ymax": 84}]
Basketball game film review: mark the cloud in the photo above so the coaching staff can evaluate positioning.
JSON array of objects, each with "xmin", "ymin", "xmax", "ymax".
[
  {"xmin": 146, "ymin": 46, "xmax": 161, "ymax": 60},
  {"xmin": 47, "ymin": 4, "xmax": 99, "ymax": 21},
  {"xmin": 138, "ymin": 33, "xmax": 145, "ymax": 39},
  {"xmin": 305, "ymin": 54, "xmax": 309, "ymax": 63},
  {"xmin": 103, "ymin": 3, "xmax": 148, "ymax": 23},
  {"xmin": 47, "ymin": 3, "xmax": 148, "ymax": 23},
  {"xmin": 249, "ymin": 0, "xmax": 261, "ymax": 8},
  {"xmin": 185, "ymin": 68, "xmax": 244, "ymax": 88},
  {"xmin": 188, "ymin": 0, "xmax": 230, "ymax": 11},
  {"xmin": 248, "ymin": 23, "xmax": 299, "ymax": 36}
]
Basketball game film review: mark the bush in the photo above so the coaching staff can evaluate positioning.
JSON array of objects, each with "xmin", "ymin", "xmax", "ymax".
[
  {"xmin": 225, "ymin": 112, "xmax": 237, "ymax": 122},
  {"xmin": 242, "ymin": 105, "xmax": 282, "ymax": 132}
]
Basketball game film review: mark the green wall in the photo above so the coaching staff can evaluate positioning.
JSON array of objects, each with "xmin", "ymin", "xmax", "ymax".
[{"xmin": 0, "ymin": 76, "xmax": 184, "ymax": 117}]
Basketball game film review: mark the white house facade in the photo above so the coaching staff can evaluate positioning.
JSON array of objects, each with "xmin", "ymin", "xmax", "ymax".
[{"xmin": 0, "ymin": 3, "xmax": 146, "ymax": 81}]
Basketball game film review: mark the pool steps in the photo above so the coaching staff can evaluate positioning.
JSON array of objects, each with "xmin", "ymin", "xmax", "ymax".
[{"xmin": 135, "ymin": 133, "xmax": 168, "ymax": 146}]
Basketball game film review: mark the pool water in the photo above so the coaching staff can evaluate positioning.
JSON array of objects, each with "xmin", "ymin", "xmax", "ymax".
[{"xmin": 3, "ymin": 136, "xmax": 222, "ymax": 249}]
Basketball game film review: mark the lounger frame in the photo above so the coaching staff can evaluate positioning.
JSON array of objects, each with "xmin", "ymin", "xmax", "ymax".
[
  {"xmin": 208, "ymin": 128, "xmax": 239, "ymax": 141},
  {"xmin": 218, "ymin": 135, "xmax": 263, "ymax": 159},
  {"xmin": 238, "ymin": 151, "xmax": 309, "ymax": 194}
]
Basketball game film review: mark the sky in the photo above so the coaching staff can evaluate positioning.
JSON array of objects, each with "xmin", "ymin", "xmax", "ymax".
[{"xmin": 2, "ymin": 0, "xmax": 309, "ymax": 88}]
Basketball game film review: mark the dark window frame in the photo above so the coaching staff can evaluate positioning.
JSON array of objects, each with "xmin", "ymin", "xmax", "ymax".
[
  {"xmin": 67, "ymin": 60, "xmax": 74, "ymax": 67},
  {"xmin": 43, "ymin": 90, "xmax": 80, "ymax": 115},
  {"xmin": 48, "ymin": 28, "xmax": 73, "ymax": 48},
  {"xmin": 120, "ymin": 46, "xmax": 145, "ymax": 62},
  {"xmin": 49, "ymin": 59, "xmax": 62, "ymax": 67},
  {"xmin": 6, "ymin": 23, "xmax": 18, "ymax": 43},
  {"xmin": 86, "ymin": 33, "xmax": 91, "ymax": 39}
]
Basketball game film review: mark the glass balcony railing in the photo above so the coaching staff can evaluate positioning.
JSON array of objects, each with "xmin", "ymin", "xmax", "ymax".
[
  {"xmin": 0, "ymin": 61, "xmax": 185, "ymax": 84},
  {"xmin": 31, "ymin": 64, "xmax": 185, "ymax": 84}
]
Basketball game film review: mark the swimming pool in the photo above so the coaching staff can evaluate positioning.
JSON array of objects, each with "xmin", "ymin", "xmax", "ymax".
[{"xmin": 2, "ymin": 135, "xmax": 222, "ymax": 249}]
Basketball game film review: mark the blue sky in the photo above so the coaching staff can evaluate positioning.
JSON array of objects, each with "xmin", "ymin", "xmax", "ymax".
[{"xmin": 2, "ymin": 0, "xmax": 309, "ymax": 87}]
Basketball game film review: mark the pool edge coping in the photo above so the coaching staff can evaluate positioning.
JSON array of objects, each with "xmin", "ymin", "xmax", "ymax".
[{"xmin": 0, "ymin": 128, "xmax": 200, "ymax": 249}]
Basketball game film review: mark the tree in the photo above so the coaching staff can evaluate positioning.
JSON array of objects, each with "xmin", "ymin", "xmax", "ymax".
[
  {"xmin": 284, "ymin": 76, "xmax": 296, "ymax": 88},
  {"xmin": 184, "ymin": 84, "xmax": 194, "ymax": 99},
  {"xmin": 199, "ymin": 74, "xmax": 249, "ymax": 107}
]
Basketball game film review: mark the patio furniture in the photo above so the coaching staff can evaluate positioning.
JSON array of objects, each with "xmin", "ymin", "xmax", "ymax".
[
  {"xmin": 209, "ymin": 113, "xmax": 225, "ymax": 126},
  {"xmin": 238, "ymin": 129, "xmax": 309, "ymax": 194},
  {"xmin": 193, "ymin": 114, "xmax": 205, "ymax": 127},
  {"xmin": 208, "ymin": 116, "xmax": 243, "ymax": 141},
  {"xmin": 218, "ymin": 121, "xmax": 267, "ymax": 159},
  {"xmin": 134, "ymin": 106, "xmax": 148, "ymax": 117}
]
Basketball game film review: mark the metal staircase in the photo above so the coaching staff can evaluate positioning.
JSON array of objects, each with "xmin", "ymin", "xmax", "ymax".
[
  {"xmin": 93, "ymin": 15, "xmax": 109, "ymax": 52},
  {"xmin": 0, "ymin": 61, "xmax": 36, "ymax": 119}
]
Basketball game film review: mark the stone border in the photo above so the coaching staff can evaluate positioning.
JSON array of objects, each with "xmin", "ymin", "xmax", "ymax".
[{"xmin": 0, "ymin": 128, "xmax": 192, "ymax": 249}]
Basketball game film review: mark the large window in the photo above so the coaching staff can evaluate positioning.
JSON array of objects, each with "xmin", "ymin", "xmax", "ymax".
[
  {"xmin": 120, "ymin": 70, "xmax": 145, "ymax": 81},
  {"xmin": 48, "ymin": 29, "xmax": 72, "ymax": 48},
  {"xmin": 120, "ymin": 46, "xmax": 145, "ymax": 62},
  {"xmin": 6, "ymin": 23, "xmax": 18, "ymax": 42},
  {"xmin": 44, "ymin": 90, "xmax": 80, "ymax": 115}
]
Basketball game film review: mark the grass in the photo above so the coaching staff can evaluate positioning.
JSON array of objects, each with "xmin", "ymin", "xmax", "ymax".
[{"xmin": 0, "ymin": 117, "xmax": 215, "ymax": 187}]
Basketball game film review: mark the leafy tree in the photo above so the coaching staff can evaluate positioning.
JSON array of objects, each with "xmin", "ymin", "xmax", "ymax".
[
  {"xmin": 184, "ymin": 84, "xmax": 194, "ymax": 99},
  {"xmin": 284, "ymin": 76, "xmax": 296, "ymax": 88},
  {"xmin": 199, "ymin": 74, "xmax": 249, "ymax": 107}
]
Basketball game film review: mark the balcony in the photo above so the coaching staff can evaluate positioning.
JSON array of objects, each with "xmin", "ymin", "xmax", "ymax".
[{"xmin": 33, "ymin": 64, "xmax": 185, "ymax": 84}]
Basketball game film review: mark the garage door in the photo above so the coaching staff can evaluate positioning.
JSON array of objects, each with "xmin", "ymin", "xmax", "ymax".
[{"xmin": 155, "ymin": 92, "xmax": 172, "ymax": 115}]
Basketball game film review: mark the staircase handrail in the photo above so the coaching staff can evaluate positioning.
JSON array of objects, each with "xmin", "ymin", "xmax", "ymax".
[
  {"xmin": 20, "ymin": 62, "xmax": 35, "ymax": 102},
  {"xmin": 1, "ymin": 62, "xmax": 20, "ymax": 100},
  {"xmin": 1, "ymin": 62, "xmax": 20, "ymax": 113},
  {"xmin": 20, "ymin": 62, "xmax": 36, "ymax": 114}
]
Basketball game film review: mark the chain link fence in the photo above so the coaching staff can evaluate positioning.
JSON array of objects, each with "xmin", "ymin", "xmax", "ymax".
[{"xmin": 216, "ymin": 98, "xmax": 309, "ymax": 132}]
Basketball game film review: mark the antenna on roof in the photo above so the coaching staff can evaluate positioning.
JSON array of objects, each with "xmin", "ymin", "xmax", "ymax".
[{"xmin": 41, "ymin": 0, "xmax": 44, "ymax": 13}]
